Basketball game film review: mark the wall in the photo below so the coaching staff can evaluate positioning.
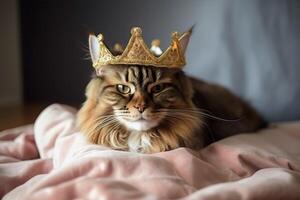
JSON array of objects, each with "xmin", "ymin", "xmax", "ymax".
[
  {"xmin": 0, "ymin": 0, "xmax": 22, "ymax": 106},
  {"xmin": 20, "ymin": 0, "xmax": 199, "ymax": 104},
  {"xmin": 19, "ymin": 0, "xmax": 300, "ymax": 121}
]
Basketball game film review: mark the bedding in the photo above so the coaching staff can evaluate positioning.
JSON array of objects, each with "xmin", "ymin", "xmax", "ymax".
[{"xmin": 0, "ymin": 104, "xmax": 300, "ymax": 200}]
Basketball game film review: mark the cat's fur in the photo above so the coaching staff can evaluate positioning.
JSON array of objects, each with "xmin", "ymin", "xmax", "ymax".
[{"xmin": 77, "ymin": 65, "xmax": 266, "ymax": 153}]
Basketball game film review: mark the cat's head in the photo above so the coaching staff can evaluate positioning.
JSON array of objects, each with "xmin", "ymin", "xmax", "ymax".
[
  {"xmin": 77, "ymin": 29, "xmax": 203, "ymax": 153},
  {"xmin": 77, "ymin": 65, "xmax": 203, "ymax": 152},
  {"xmin": 87, "ymin": 65, "xmax": 196, "ymax": 131}
]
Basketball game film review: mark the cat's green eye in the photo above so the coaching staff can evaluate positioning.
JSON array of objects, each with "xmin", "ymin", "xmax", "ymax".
[
  {"xmin": 151, "ymin": 84, "xmax": 165, "ymax": 93},
  {"xmin": 116, "ymin": 84, "xmax": 131, "ymax": 94}
]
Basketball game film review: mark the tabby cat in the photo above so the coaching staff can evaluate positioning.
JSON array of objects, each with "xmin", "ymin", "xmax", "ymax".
[{"xmin": 77, "ymin": 31, "xmax": 266, "ymax": 153}]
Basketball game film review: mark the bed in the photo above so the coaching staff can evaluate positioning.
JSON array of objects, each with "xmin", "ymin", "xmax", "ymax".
[{"xmin": 1, "ymin": 104, "xmax": 300, "ymax": 200}]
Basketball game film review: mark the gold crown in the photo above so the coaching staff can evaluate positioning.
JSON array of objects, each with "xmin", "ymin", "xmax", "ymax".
[{"xmin": 92, "ymin": 27, "xmax": 189, "ymax": 69}]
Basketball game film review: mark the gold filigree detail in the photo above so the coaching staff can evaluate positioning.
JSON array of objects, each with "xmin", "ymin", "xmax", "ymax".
[{"xmin": 93, "ymin": 27, "xmax": 187, "ymax": 69}]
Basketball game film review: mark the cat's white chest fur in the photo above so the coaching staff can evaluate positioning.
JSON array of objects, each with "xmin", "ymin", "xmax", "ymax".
[{"xmin": 127, "ymin": 131, "xmax": 151, "ymax": 153}]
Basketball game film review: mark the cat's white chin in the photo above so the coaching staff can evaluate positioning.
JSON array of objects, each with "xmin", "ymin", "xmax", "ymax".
[{"xmin": 120, "ymin": 119, "xmax": 158, "ymax": 131}]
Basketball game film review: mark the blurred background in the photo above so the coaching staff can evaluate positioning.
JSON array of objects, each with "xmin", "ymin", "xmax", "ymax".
[{"xmin": 0, "ymin": 0, "xmax": 300, "ymax": 130}]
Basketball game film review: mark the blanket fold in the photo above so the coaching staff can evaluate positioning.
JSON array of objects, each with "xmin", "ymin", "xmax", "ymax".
[{"xmin": 1, "ymin": 104, "xmax": 300, "ymax": 200}]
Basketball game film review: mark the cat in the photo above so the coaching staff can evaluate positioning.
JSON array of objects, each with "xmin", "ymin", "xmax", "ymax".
[
  {"xmin": 77, "ymin": 29, "xmax": 266, "ymax": 153},
  {"xmin": 77, "ymin": 64, "xmax": 266, "ymax": 153}
]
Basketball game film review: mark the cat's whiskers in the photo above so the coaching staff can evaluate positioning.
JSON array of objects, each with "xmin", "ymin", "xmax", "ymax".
[
  {"xmin": 96, "ymin": 117, "xmax": 117, "ymax": 126},
  {"xmin": 95, "ymin": 114, "xmax": 122, "ymax": 130},
  {"xmin": 87, "ymin": 114, "xmax": 120, "ymax": 135},
  {"xmin": 164, "ymin": 113, "xmax": 200, "ymax": 126},
  {"xmin": 153, "ymin": 109, "xmax": 199, "ymax": 119},
  {"xmin": 157, "ymin": 108, "xmax": 241, "ymax": 122}
]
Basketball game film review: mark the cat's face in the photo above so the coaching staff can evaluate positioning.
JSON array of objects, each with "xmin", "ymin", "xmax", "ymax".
[
  {"xmin": 77, "ymin": 64, "xmax": 203, "ymax": 153},
  {"xmin": 97, "ymin": 65, "xmax": 192, "ymax": 132}
]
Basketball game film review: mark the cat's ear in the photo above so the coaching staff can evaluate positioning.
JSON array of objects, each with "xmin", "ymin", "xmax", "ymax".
[
  {"xmin": 179, "ymin": 26, "xmax": 193, "ymax": 55},
  {"xmin": 89, "ymin": 34, "xmax": 100, "ymax": 65}
]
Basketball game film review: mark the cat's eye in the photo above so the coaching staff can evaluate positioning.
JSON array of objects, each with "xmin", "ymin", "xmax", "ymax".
[
  {"xmin": 151, "ymin": 84, "xmax": 165, "ymax": 94},
  {"xmin": 116, "ymin": 84, "xmax": 131, "ymax": 94}
]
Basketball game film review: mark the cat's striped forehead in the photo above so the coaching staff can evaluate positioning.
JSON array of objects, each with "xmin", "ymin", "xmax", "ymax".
[
  {"xmin": 102, "ymin": 65, "xmax": 176, "ymax": 87},
  {"xmin": 125, "ymin": 66, "xmax": 163, "ymax": 87}
]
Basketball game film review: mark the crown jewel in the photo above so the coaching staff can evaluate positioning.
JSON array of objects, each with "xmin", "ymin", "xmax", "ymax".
[{"xmin": 92, "ymin": 27, "xmax": 189, "ymax": 69}]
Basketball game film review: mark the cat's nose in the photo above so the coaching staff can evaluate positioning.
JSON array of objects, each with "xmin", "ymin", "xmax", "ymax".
[{"xmin": 134, "ymin": 104, "xmax": 146, "ymax": 113}]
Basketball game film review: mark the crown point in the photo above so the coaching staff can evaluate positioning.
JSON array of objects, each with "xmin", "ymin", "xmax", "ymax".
[
  {"xmin": 97, "ymin": 34, "xmax": 104, "ymax": 41},
  {"xmin": 131, "ymin": 27, "xmax": 142, "ymax": 36}
]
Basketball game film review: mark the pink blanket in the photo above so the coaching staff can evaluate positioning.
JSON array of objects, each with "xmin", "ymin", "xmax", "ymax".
[{"xmin": 1, "ymin": 104, "xmax": 300, "ymax": 200}]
